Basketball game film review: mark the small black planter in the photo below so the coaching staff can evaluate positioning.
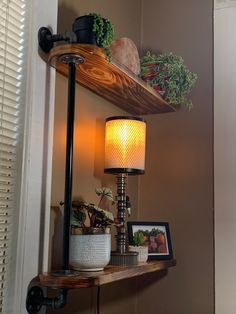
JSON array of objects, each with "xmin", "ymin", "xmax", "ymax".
[{"xmin": 72, "ymin": 16, "xmax": 97, "ymax": 45}]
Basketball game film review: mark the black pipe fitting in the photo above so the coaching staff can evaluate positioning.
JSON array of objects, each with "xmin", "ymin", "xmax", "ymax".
[
  {"xmin": 26, "ymin": 286, "xmax": 68, "ymax": 314},
  {"xmin": 38, "ymin": 27, "xmax": 77, "ymax": 53}
]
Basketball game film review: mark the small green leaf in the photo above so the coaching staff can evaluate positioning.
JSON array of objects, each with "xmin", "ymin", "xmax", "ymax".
[{"xmin": 95, "ymin": 187, "xmax": 114, "ymax": 201}]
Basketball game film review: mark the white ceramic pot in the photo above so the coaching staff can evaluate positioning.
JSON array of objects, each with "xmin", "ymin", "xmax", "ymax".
[
  {"xmin": 69, "ymin": 228, "xmax": 111, "ymax": 271},
  {"xmin": 128, "ymin": 245, "xmax": 148, "ymax": 263}
]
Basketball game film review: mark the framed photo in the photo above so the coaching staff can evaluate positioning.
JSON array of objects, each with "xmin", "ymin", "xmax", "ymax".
[{"xmin": 127, "ymin": 221, "xmax": 173, "ymax": 260}]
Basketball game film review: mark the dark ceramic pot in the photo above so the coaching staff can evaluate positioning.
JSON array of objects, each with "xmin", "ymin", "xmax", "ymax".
[{"xmin": 72, "ymin": 15, "xmax": 97, "ymax": 45}]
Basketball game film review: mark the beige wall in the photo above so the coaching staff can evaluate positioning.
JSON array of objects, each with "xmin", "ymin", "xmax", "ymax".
[
  {"xmin": 138, "ymin": 0, "xmax": 214, "ymax": 313},
  {"xmin": 50, "ymin": 0, "xmax": 214, "ymax": 313},
  {"xmin": 57, "ymin": 0, "xmax": 141, "ymax": 46}
]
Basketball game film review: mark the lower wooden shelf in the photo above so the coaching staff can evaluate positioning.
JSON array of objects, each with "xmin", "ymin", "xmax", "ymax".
[{"xmin": 38, "ymin": 260, "xmax": 176, "ymax": 289}]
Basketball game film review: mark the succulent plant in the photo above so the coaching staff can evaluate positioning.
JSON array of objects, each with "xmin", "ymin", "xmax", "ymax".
[{"xmin": 133, "ymin": 231, "xmax": 145, "ymax": 246}]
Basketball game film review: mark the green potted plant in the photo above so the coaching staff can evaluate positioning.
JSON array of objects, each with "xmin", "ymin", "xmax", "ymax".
[
  {"xmin": 72, "ymin": 13, "xmax": 114, "ymax": 59},
  {"xmin": 140, "ymin": 51, "xmax": 198, "ymax": 109},
  {"xmin": 128, "ymin": 231, "xmax": 148, "ymax": 263},
  {"xmin": 69, "ymin": 187, "xmax": 115, "ymax": 271}
]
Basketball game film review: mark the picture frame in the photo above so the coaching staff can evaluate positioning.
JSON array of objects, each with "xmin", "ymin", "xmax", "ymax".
[{"xmin": 127, "ymin": 221, "xmax": 173, "ymax": 260}]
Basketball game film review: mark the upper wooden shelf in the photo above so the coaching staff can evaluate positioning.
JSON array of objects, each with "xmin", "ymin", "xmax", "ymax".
[
  {"xmin": 38, "ymin": 260, "xmax": 176, "ymax": 289},
  {"xmin": 47, "ymin": 44, "xmax": 175, "ymax": 115}
]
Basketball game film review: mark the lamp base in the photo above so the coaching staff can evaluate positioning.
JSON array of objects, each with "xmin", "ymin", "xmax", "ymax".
[{"xmin": 109, "ymin": 251, "xmax": 138, "ymax": 266}]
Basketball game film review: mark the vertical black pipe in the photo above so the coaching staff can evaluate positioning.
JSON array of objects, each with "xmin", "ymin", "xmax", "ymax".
[{"xmin": 62, "ymin": 61, "xmax": 76, "ymax": 270}]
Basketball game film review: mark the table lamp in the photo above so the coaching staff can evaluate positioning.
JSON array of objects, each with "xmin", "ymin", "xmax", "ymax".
[{"xmin": 104, "ymin": 116, "xmax": 146, "ymax": 265}]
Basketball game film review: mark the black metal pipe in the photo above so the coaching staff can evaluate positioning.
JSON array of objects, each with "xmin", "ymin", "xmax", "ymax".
[
  {"xmin": 62, "ymin": 61, "xmax": 76, "ymax": 270},
  {"xmin": 38, "ymin": 288, "xmax": 68, "ymax": 309},
  {"xmin": 52, "ymin": 289, "xmax": 68, "ymax": 309}
]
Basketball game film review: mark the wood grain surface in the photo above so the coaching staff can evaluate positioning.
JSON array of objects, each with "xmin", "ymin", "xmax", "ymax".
[
  {"xmin": 48, "ymin": 44, "xmax": 175, "ymax": 115},
  {"xmin": 38, "ymin": 260, "xmax": 176, "ymax": 289}
]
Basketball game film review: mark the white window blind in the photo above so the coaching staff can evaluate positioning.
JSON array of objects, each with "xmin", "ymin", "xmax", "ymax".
[{"xmin": 0, "ymin": 0, "xmax": 27, "ymax": 312}]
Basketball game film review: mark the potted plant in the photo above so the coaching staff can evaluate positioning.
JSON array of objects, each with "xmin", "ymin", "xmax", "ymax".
[
  {"xmin": 69, "ymin": 187, "xmax": 115, "ymax": 271},
  {"xmin": 128, "ymin": 231, "xmax": 148, "ymax": 263},
  {"xmin": 139, "ymin": 51, "xmax": 198, "ymax": 109},
  {"xmin": 72, "ymin": 13, "xmax": 114, "ymax": 60}
]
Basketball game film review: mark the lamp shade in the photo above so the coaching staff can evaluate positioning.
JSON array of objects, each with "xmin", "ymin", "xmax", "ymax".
[{"xmin": 104, "ymin": 116, "xmax": 146, "ymax": 174}]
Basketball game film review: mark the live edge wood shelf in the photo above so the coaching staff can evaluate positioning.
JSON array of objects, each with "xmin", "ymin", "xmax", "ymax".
[
  {"xmin": 38, "ymin": 260, "xmax": 176, "ymax": 289},
  {"xmin": 47, "ymin": 44, "xmax": 175, "ymax": 115}
]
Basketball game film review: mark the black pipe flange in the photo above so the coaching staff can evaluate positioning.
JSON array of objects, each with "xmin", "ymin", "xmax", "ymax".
[{"xmin": 26, "ymin": 286, "xmax": 43, "ymax": 314}]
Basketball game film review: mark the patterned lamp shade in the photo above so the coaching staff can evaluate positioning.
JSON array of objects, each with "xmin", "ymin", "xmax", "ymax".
[{"xmin": 104, "ymin": 116, "xmax": 146, "ymax": 174}]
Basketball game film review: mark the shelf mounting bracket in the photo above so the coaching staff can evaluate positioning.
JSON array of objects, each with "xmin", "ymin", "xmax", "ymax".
[{"xmin": 26, "ymin": 286, "xmax": 68, "ymax": 314}]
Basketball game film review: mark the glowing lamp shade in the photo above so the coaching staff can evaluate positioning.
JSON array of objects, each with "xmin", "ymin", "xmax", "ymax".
[{"xmin": 104, "ymin": 116, "xmax": 146, "ymax": 174}]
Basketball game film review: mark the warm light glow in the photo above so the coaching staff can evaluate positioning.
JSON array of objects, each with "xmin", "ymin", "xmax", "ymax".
[{"xmin": 104, "ymin": 117, "xmax": 146, "ymax": 174}]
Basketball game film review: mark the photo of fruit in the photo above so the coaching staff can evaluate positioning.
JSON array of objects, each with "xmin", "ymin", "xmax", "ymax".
[
  {"xmin": 133, "ymin": 227, "xmax": 168, "ymax": 254},
  {"xmin": 127, "ymin": 222, "xmax": 173, "ymax": 260}
]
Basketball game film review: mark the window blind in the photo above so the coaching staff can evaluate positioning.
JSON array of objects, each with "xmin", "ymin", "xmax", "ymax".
[{"xmin": 0, "ymin": 0, "xmax": 26, "ymax": 312}]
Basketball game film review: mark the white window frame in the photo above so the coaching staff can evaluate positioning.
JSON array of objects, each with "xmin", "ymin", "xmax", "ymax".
[
  {"xmin": 214, "ymin": 5, "xmax": 236, "ymax": 314},
  {"xmin": 2, "ymin": 1, "xmax": 58, "ymax": 313}
]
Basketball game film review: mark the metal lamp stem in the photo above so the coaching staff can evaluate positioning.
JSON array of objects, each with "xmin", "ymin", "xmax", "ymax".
[
  {"xmin": 109, "ymin": 173, "xmax": 138, "ymax": 265},
  {"xmin": 116, "ymin": 173, "xmax": 127, "ymax": 254}
]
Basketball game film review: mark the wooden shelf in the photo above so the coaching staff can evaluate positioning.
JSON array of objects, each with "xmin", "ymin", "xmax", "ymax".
[
  {"xmin": 38, "ymin": 260, "xmax": 176, "ymax": 289},
  {"xmin": 48, "ymin": 44, "xmax": 175, "ymax": 115}
]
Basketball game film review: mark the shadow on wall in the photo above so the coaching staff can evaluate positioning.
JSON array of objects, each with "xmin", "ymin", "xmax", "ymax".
[
  {"xmin": 47, "ymin": 287, "xmax": 95, "ymax": 314},
  {"xmin": 94, "ymin": 117, "xmax": 116, "ymax": 187},
  {"xmin": 94, "ymin": 118, "xmax": 105, "ymax": 180},
  {"xmin": 57, "ymin": 3, "xmax": 79, "ymax": 33},
  {"xmin": 50, "ymin": 206, "xmax": 63, "ymax": 270},
  {"xmin": 136, "ymin": 269, "xmax": 168, "ymax": 291}
]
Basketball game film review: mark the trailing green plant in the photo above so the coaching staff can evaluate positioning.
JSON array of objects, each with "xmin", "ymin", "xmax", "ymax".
[
  {"xmin": 71, "ymin": 187, "xmax": 115, "ymax": 229},
  {"xmin": 140, "ymin": 51, "xmax": 198, "ymax": 109},
  {"xmin": 133, "ymin": 231, "xmax": 145, "ymax": 246},
  {"xmin": 88, "ymin": 13, "xmax": 114, "ymax": 61}
]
